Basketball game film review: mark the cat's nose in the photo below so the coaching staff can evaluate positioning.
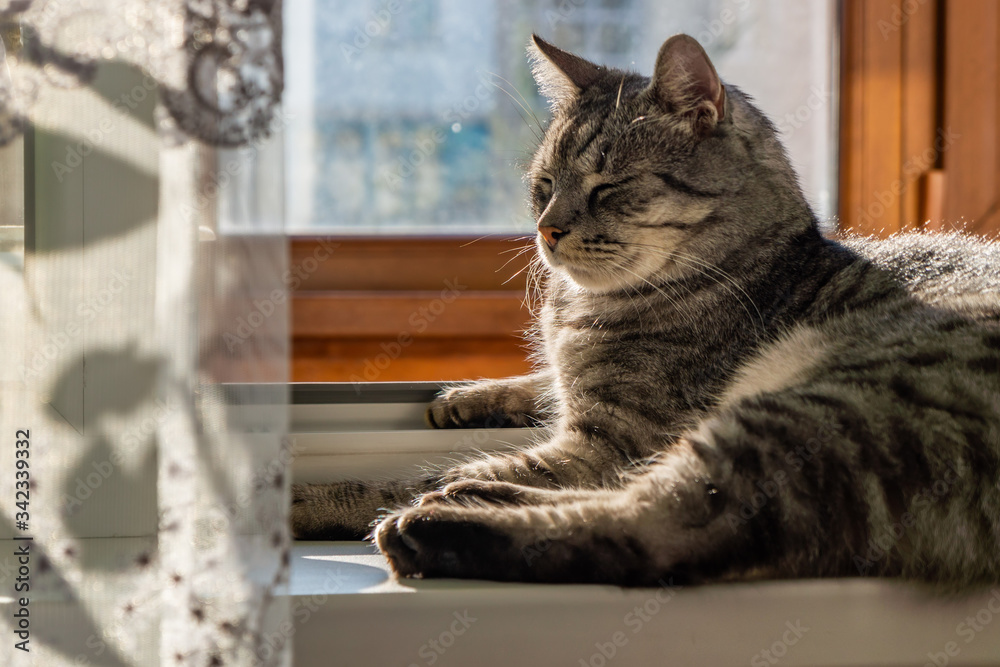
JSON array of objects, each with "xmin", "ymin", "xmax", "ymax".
[{"xmin": 538, "ymin": 226, "xmax": 568, "ymax": 250}]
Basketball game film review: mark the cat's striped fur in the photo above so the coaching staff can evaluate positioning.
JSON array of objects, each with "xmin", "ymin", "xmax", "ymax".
[{"xmin": 292, "ymin": 34, "xmax": 1000, "ymax": 588}]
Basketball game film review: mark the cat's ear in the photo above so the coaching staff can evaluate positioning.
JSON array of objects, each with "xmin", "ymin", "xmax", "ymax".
[
  {"xmin": 528, "ymin": 34, "xmax": 603, "ymax": 108},
  {"xmin": 650, "ymin": 34, "xmax": 726, "ymax": 135}
]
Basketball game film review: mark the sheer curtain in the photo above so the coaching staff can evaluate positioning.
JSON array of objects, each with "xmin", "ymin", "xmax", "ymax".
[{"xmin": 0, "ymin": 1, "xmax": 290, "ymax": 665}]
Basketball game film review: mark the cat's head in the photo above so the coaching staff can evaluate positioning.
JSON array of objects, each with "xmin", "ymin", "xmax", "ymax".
[{"xmin": 527, "ymin": 34, "xmax": 812, "ymax": 293}]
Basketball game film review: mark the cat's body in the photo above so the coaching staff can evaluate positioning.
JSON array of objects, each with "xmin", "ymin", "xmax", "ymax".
[{"xmin": 292, "ymin": 34, "xmax": 1000, "ymax": 588}]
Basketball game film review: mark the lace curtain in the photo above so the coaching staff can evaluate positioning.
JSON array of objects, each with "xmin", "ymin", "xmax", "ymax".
[{"xmin": 0, "ymin": 1, "xmax": 289, "ymax": 665}]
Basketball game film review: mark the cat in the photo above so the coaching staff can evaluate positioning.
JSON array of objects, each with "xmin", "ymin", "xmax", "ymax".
[{"xmin": 292, "ymin": 33, "xmax": 1000, "ymax": 588}]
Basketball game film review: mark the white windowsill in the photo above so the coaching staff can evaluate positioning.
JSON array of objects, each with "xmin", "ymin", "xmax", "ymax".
[
  {"xmin": 3, "ymin": 536, "xmax": 996, "ymax": 667},
  {"xmin": 291, "ymin": 542, "xmax": 1000, "ymax": 667},
  {"xmin": 287, "ymin": 383, "xmax": 1000, "ymax": 667}
]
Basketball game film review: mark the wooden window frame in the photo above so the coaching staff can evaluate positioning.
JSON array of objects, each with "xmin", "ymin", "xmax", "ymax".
[
  {"xmin": 839, "ymin": 0, "xmax": 1000, "ymax": 237},
  {"xmin": 291, "ymin": 236, "xmax": 535, "ymax": 382}
]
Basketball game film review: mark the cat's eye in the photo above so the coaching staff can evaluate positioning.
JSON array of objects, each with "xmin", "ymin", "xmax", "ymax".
[
  {"xmin": 534, "ymin": 176, "xmax": 554, "ymax": 206},
  {"xmin": 587, "ymin": 182, "xmax": 621, "ymax": 213}
]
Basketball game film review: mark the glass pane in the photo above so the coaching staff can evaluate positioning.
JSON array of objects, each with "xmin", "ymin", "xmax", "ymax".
[{"xmin": 285, "ymin": 0, "xmax": 838, "ymax": 235}]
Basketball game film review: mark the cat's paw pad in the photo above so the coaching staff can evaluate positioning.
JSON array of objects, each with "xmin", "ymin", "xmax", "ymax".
[
  {"xmin": 372, "ymin": 513, "xmax": 422, "ymax": 576},
  {"xmin": 374, "ymin": 508, "xmax": 515, "ymax": 579},
  {"xmin": 374, "ymin": 510, "xmax": 467, "ymax": 577}
]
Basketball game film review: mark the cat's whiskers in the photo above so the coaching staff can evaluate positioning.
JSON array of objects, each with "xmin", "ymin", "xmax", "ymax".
[
  {"xmin": 460, "ymin": 232, "xmax": 530, "ymax": 247},
  {"xmin": 616, "ymin": 264, "xmax": 701, "ymax": 330},
  {"xmin": 659, "ymin": 251, "xmax": 765, "ymax": 333},
  {"xmin": 615, "ymin": 264, "xmax": 684, "ymax": 314},
  {"xmin": 502, "ymin": 262, "xmax": 533, "ymax": 286},
  {"xmin": 618, "ymin": 241, "xmax": 765, "ymax": 333},
  {"xmin": 600, "ymin": 239, "xmax": 702, "ymax": 300},
  {"xmin": 499, "ymin": 247, "xmax": 539, "ymax": 284},
  {"xmin": 603, "ymin": 262, "xmax": 650, "ymax": 325},
  {"xmin": 486, "ymin": 72, "xmax": 544, "ymax": 143},
  {"xmin": 592, "ymin": 239, "xmax": 743, "ymax": 329},
  {"xmin": 523, "ymin": 253, "xmax": 546, "ymax": 315},
  {"xmin": 654, "ymin": 253, "xmax": 762, "ymax": 335},
  {"xmin": 498, "ymin": 243, "xmax": 536, "ymax": 256},
  {"xmin": 487, "ymin": 71, "xmax": 545, "ymax": 133},
  {"xmin": 616, "ymin": 275, "xmax": 665, "ymax": 330},
  {"xmin": 497, "ymin": 244, "xmax": 536, "ymax": 268}
]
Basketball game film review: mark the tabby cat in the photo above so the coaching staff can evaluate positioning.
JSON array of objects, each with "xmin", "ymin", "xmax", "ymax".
[{"xmin": 292, "ymin": 34, "xmax": 1000, "ymax": 588}]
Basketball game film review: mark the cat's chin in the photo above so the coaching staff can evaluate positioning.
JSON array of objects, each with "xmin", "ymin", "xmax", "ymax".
[{"xmin": 559, "ymin": 265, "xmax": 651, "ymax": 294}]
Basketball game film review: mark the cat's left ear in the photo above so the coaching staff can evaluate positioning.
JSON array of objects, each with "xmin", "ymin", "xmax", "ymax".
[
  {"xmin": 528, "ymin": 34, "xmax": 603, "ymax": 109},
  {"xmin": 650, "ymin": 34, "xmax": 726, "ymax": 136}
]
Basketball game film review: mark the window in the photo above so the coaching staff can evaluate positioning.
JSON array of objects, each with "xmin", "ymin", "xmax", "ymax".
[
  {"xmin": 285, "ymin": 0, "xmax": 840, "ymax": 235},
  {"xmin": 284, "ymin": 0, "xmax": 841, "ymax": 382}
]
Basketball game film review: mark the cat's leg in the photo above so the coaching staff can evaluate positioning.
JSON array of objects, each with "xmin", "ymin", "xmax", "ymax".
[
  {"xmin": 374, "ymin": 440, "xmax": 724, "ymax": 584},
  {"xmin": 290, "ymin": 477, "xmax": 437, "ymax": 540},
  {"xmin": 290, "ymin": 417, "xmax": 655, "ymax": 540},
  {"xmin": 417, "ymin": 479, "xmax": 602, "ymax": 507},
  {"xmin": 292, "ymin": 384, "xmax": 679, "ymax": 540},
  {"xmin": 290, "ymin": 424, "xmax": 639, "ymax": 540},
  {"xmin": 290, "ymin": 372, "xmax": 554, "ymax": 539},
  {"xmin": 426, "ymin": 371, "xmax": 555, "ymax": 428},
  {"xmin": 372, "ymin": 433, "xmax": 771, "ymax": 584},
  {"xmin": 376, "ymin": 387, "xmax": 999, "ymax": 585}
]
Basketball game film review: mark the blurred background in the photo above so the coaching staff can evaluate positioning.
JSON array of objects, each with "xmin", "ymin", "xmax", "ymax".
[{"xmin": 283, "ymin": 0, "xmax": 838, "ymax": 235}]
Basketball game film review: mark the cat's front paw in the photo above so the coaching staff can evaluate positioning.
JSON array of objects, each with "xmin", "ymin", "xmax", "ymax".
[
  {"xmin": 374, "ymin": 499, "xmax": 665, "ymax": 585},
  {"xmin": 374, "ymin": 506, "xmax": 523, "ymax": 580},
  {"xmin": 426, "ymin": 382, "xmax": 540, "ymax": 429}
]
